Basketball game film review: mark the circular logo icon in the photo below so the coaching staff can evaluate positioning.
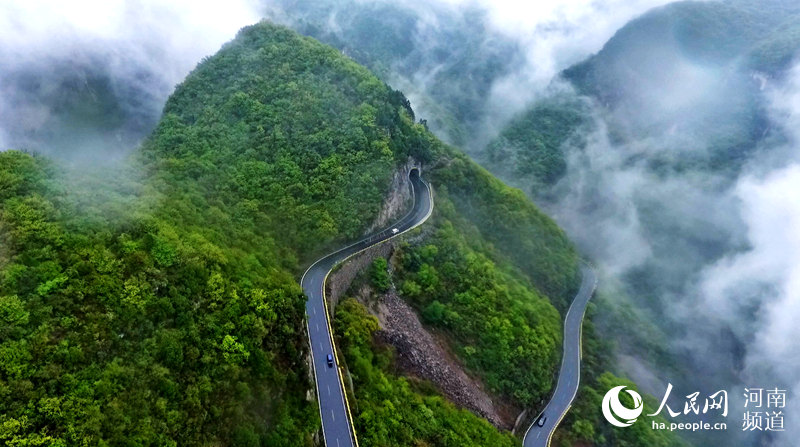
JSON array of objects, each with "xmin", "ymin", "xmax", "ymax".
[{"xmin": 602, "ymin": 386, "xmax": 644, "ymax": 427}]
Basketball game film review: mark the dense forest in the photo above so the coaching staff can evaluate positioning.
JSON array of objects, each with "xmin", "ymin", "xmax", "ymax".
[
  {"xmin": 485, "ymin": 96, "xmax": 590, "ymax": 196},
  {"xmin": 0, "ymin": 149, "xmax": 318, "ymax": 446}
]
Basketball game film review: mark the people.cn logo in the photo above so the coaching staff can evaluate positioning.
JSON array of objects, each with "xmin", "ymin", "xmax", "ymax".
[{"xmin": 602, "ymin": 386, "xmax": 644, "ymax": 427}]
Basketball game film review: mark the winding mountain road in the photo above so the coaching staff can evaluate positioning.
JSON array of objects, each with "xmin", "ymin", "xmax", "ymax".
[
  {"xmin": 301, "ymin": 168, "xmax": 433, "ymax": 447},
  {"xmin": 523, "ymin": 264, "xmax": 598, "ymax": 447}
]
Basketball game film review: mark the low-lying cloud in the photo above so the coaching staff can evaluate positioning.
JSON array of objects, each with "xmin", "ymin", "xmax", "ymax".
[
  {"xmin": 542, "ymin": 46, "xmax": 800, "ymax": 446},
  {"xmin": 469, "ymin": 0, "xmax": 672, "ymax": 119},
  {"xmin": 0, "ymin": 0, "xmax": 263, "ymax": 159},
  {"xmin": 689, "ymin": 65, "xmax": 800, "ymax": 447}
]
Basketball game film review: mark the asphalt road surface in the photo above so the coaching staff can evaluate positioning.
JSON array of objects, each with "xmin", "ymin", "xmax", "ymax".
[
  {"xmin": 301, "ymin": 168, "xmax": 433, "ymax": 447},
  {"xmin": 523, "ymin": 264, "xmax": 598, "ymax": 447}
]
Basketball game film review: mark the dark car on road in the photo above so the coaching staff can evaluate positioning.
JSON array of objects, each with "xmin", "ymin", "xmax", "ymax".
[{"xmin": 327, "ymin": 353, "xmax": 334, "ymax": 367}]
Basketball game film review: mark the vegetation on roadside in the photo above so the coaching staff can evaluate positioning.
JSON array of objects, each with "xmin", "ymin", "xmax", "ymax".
[
  {"xmin": 549, "ymin": 300, "xmax": 688, "ymax": 447},
  {"xmin": 391, "ymin": 175, "xmax": 573, "ymax": 407},
  {"xmin": 334, "ymin": 298, "xmax": 520, "ymax": 447},
  {"xmin": 557, "ymin": 372, "xmax": 688, "ymax": 447},
  {"xmin": 369, "ymin": 257, "xmax": 391, "ymax": 292}
]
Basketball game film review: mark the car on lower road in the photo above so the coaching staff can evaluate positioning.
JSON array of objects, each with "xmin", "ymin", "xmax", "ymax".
[
  {"xmin": 327, "ymin": 353, "xmax": 334, "ymax": 367},
  {"xmin": 536, "ymin": 416, "xmax": 547, "ymax": 427}
]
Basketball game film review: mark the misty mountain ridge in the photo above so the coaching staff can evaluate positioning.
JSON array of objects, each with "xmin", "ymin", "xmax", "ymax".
[
  {"xmin": 1, "ymin": 57, "xmax": 161, "ymax": 161},
  {"xmin": 560, "ymin": 0, "xmax": 800, "ymax": 171},
  {"xmin": 269, "ymin": 0, "xmax": 525, "ymax": 149}
]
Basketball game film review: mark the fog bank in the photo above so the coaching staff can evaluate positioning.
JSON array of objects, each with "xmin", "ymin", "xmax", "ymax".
[{"xmin": 0, "ymin": 0, "xmax": 263, "ymax": 160}]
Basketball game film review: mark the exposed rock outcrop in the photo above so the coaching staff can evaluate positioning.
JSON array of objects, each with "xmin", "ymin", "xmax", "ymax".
[
  {"xmin": 367, "ymin": 158, "xmax": 417, "ymax": 232},
  {"xmin": 326, "ymin": 160, "xmax": 417, "ymax": 308},
  {"xmin": 374, "ymin": 289, "xmax": 513, "ymax": 429}
]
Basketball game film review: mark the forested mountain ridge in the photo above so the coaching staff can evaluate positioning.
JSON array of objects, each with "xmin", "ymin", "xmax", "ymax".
[{"xmin": 1, "ymin": 22, "xmax": 579, "ymax": 446}]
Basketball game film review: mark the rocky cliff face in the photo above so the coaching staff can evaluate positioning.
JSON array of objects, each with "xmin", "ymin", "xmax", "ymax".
[
  {"xmin": 329, "ymin": 246, "xmax": 515, "ymax": 430},
  {"xmin": 327, "ymin": 160, "xmax": 418, "ymax": 307},
  {"xmin": 327, "ymin": 242, "xmax": 393, "ymax": 308},
  {"xmin": 367, "ymin": 159, "xmax": 417, "ymax": 232}
]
